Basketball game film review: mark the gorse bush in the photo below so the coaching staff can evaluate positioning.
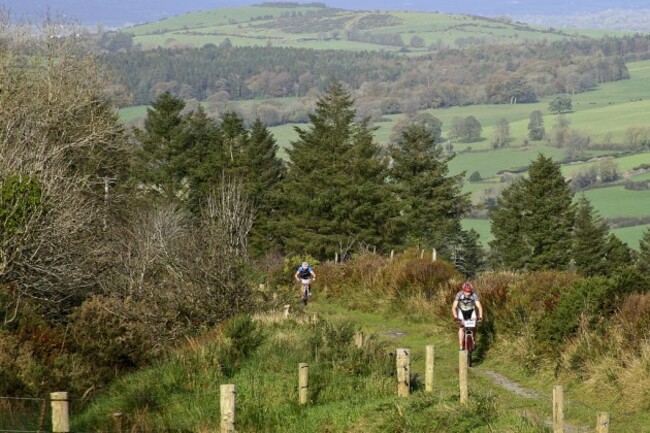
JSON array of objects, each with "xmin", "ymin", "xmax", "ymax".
[{"xmin": 318, "ymin": 251, "xmax": 460, "ymax": 311}]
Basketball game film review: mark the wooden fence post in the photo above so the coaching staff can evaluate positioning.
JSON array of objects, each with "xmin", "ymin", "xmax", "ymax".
[
  {"xmin": 299, "ymin": 363, "xmax": 309, "ymax": 405},
  {"xmin": 335, "ymin": 252, "xmax": 339, "ymax": 263},
  {"xmin": 220, "ymin": 384, "xmax": 236, "ymax": 433},
  {"xmin": 553, "ymin": 385, "xmax": 564, "ymax": 433},
  {"xmin": 354, "ymin": 331, "xmax": 364, "ymax": 349},
  {"xmin": 432, "ymin": 249, "xmax": 437, "ymax": 261},
  {"xmin": 112, "ymin": 412, "xmax": 123, "ymax": 433},
  {"xmin": 50, "ymin": 392, "xmax": 70, "ymax": 433},
  {"xmin": 420, "ymin": 249, "xmax": 424, "ymax": 259},
  {"xmin": 596, "ymin": 412, "xmax": 610, "ymax": 433},
  {"xmin": 396, "ymin": 348, "xmax": 410, "ymax": 397},
  {"xmin": 425, "ymin": 345, "xmax": 434, "ymax": 393},
  {"xmin": 459, "ymin": 352, "xmax": 468, "ymax": 405},
  {"xmin": 390, "ymin": 249, "xmax": 394, "ymax": 260},
  {"xmin": 283, "ymin": 304, "xmax": 290, "ymax": 319}
]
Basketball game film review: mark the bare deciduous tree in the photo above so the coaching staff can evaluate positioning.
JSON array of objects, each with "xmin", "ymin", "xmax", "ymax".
[{"xmin": 0, "ymin": 16, "xmax": 129, "ymax": 319}]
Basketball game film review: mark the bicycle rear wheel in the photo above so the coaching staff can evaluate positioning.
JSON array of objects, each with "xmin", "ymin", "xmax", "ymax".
[
  {"xmin": 465, "ymin": 333, "xmax": 474, "ymax": 367},
  {"xmin": 301, "ymin": 287, "xmax": 309, "ymax": 306}
]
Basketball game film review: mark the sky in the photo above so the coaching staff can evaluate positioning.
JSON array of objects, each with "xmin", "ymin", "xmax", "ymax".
[{"xmin": 3, "ymin": 0, "xmax": 648, "ymax": 28}]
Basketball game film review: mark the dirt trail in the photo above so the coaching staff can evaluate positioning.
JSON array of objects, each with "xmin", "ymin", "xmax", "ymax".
[
  {"xmin": 476, "ymin": 368, "xmax": 590, "ymax": 433},
  {"xmin": 380, "ymin": 327, "xmax": 591, "ymax": 432}
]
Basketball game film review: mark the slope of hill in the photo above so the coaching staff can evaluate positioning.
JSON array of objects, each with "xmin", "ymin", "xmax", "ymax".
[
  {"xmin": 64, "ymin": 253, "xmax": 650, "ymax": 432},
  {"xmin": 10, "ymin": 0, "xmax": 650, "ymax": 30},
  {"xmin": 122, "ymin": 4, "xmax": 621, "ymax": 51}
]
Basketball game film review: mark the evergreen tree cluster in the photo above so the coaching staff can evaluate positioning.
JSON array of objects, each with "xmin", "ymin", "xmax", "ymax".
[
  {"xmin": 135, "ymin": 85, "xmax": 482, "ymax": 273},
  {"xmin": 489, "ymin": 154, "xmax": 641, "ymax": 276},
  {"xmin": 136, "ymin": 86, "xmax": 650, "ymax": 278}
]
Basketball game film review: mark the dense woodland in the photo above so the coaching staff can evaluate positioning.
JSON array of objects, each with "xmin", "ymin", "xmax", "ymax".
[
  {"xmin": 97, "ymin": 33, "xmax": 650, "ymax": 119},
  {"xmin": 2, "ymin": 13, "xmax": 650, "ymax": 427}
]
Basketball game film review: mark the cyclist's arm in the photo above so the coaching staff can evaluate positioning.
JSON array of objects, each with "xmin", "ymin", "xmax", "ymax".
[
  {"xmin": 475, "ymin": 300, "xmax": 484, "ymax": 320},
  {"xmin": 451, "ymin": 300, "xmax": 459, "ymax": 319},
  {"xmin": 310, "ymin": 270, "xmax": 316, "ymax": 280},
  {"xmin": 294, "ymin": 271, "xmax": 300, "ymax": 282}
]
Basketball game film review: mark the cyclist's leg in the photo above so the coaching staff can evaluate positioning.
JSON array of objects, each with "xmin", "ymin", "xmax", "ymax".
[
  {"xmin": 300, "ymin": 279, "xmax": 310, "ymax": 298},
  {"xmin": 458, "ymin": 308, "xmax": 466, "ymax": 349},
  {"xmin": 467, "ymin": 309, "xmax": 476, "ymax": 350}
]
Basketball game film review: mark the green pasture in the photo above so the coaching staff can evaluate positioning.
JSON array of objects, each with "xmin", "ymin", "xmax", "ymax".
[
  {"xmin": 561, "ymin": 151, "xmax": 650, "ymax": 179},
  {"xmin": 127, "ymin": 6, "xmax": 326, "ymax": 36},
  {"xmin": 612, "ymin": 223, "xmax": 650, "ymax": 249},
  {"xmin": 448, "ymin": 147, "xmax": 566, "ymax": 180},
  {"xmin": 461, "ymin": 218, "xmax": 493, "ymax": 246},
  {"xmin": 462, "ymin": 217, "xmax": 649, "ymax": 250},
  {"xmin": 583, "ymin": 186, "xmax": 650, "ymax": 219},
  {"xmin": 125, "ymin": 6, "xmax": 622, "ymax": 51}
]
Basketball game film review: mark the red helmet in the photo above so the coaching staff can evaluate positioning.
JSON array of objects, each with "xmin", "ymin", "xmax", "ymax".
[{"xmin": 462, "ymin": 281, "xmax": 473, "ymax": 292}]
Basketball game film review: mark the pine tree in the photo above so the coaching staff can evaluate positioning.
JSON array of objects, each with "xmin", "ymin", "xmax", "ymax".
[
  {"xmin": 134, "ymin": 91, "xmax": 186, "ymax": 199},
  {"xmin": 220, "ymin": 111, "xmax": 249, "ymax": 176},
  {"xmin": 573, "ymin": 195, "xmax": 609, "ymax": 276},
  {"xmin": 388, "ymin": 123, "xmax": 469, "ymax": 252},
  {"xmin": 489, "ymin": 154, "xmax": 575, "ymax": 270},
  {"xmin": 488, "ymin": 178, "xmax": 530, "ymax": 269},
  {"xmin": 181, "ymin": 107, "xmax": 223, "ymax": 213},
  {"xmin": 604, "ymin": 234, "xmax": 635, "ymax": 276},
  {"xmin": 279, "ymin": 82, "xmax": 398, "ymax": 259},
  {"xmin": 638, "ymin": 228, "xmax": 650, "ymax": 274},
  {"xmin": 245, "ymin": 119, "xmax": 285, "ymax": 256}
]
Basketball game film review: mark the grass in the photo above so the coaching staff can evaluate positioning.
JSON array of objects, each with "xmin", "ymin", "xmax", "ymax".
[
  {"xmin": 123, "ymin": 5, "xmax": 623, "ymax": 51},
  {"xmin": 70, "ymin": 306, "xmax": 553, "ymax": 432},
  {"xmin": 69, "ymin": 297, "xmax": 650, "ymax": 432}
]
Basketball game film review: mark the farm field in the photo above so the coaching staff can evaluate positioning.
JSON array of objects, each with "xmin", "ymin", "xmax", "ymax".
[{"xmin": 122, "ymin": 5, "xmax": 622, "ymax": 51}]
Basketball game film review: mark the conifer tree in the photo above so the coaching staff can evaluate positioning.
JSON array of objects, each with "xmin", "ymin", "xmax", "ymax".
[
  {"xmin": 245, "ymin": 119, "xmax": 285, "ymax": 256},
  {"xmin": 181, "ymin": 107, "xmax": 223, "ymax": 213},
  {"xmin": 134, "ymin": 92, "xmax": 187, "ymax": 200},
  {"xmin": 388, "ymin": 123, "xmax": 469, "ymax": 252},
  {"xmin": 489, "ymin": 154, "xmax": 575, "ymax": 270},
  {"xmin": 573, "ymin": 195, "xmax": 609, "ymax": 276},
  {"xmin": 220, "ymin": 111, "xmax": 249, "ymax": 176},
  {"xmin": 279, "ymin": 82, "xmax": 398, "ymax": 259},
  {"xmin": 638, "ymin": 228, "xmax": 650, "ymax": 274},
  {"xmin": 603, "ymin": 234, "xmax": 635, "ymax": 276}
]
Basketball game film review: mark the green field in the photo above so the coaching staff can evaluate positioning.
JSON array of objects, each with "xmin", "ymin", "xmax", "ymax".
[{"xmin": 123, "ymin": 5, "xmax": 622, "ymax": 51}]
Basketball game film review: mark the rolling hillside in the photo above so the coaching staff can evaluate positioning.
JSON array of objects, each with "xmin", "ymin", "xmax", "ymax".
[
  {"xmin": 110, "ymin": 4, "xmax": 649, "ymax": 249},
  {"xmin": 121, "ymin": 4, "xmax": 623, "ymax": 51}
]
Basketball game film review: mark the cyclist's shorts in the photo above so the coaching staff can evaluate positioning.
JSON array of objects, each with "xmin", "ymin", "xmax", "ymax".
[
  {"xmin": 458, "ymin": 309, "xmax": 476, "ymax": 321},
  {"xmin": 300, "ymin": 278, "xmax": 311, "ymax": 285}
]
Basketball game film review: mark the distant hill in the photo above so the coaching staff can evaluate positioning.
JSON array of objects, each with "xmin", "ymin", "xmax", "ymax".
[{"xmin": 9, "ymin": 0, "xmax": 650, "ymax": 30}]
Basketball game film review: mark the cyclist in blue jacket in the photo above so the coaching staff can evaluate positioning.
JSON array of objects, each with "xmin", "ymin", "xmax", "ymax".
[{"xmin": 295, "ymin": 261, "xmax": 316, "ymax": 299}]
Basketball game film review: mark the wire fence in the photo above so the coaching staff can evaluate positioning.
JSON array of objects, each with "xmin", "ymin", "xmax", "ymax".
[{"xmin": 0, "ymin": 345, "xmax": 642, "ymax": 433}]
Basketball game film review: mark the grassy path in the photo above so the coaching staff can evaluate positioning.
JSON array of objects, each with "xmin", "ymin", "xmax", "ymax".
[{"xmin": 310, "ymin": 301, "xmax": 639, "ymax": 433}]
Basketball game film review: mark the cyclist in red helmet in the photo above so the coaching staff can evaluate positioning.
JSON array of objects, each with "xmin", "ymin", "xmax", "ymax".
[{"xmin": 452, "ymin": 281, "xmax": 484, "ymax": 351}]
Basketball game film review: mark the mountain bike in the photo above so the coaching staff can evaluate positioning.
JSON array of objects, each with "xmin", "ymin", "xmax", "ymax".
[
  {"xmin": 300, "ymin": 280, "xmax": 312, "ymax": 306},
  {"xmin": 461, "ymin": 318, "xmax": 477, "ymax": 367}
]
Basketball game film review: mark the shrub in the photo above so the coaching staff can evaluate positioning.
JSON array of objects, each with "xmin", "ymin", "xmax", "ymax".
[
  {"xmin": 220, "ymin": 315, "xmax": 264, "ymax": 376},
  {"xmin": 68, "ymin": 295, "xmax": 170, "ymax": 389}
]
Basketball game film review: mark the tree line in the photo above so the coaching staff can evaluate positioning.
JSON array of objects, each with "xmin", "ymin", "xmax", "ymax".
[{"xmin": 97, "ymin": 32, "xmax": 650, "ymax": 112}]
